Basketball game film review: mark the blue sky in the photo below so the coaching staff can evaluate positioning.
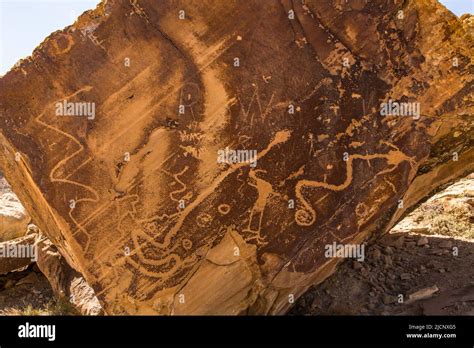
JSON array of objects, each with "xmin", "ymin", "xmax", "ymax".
[
  {"xmin": 0, "ymin": 0, "xmax": 100, "ymax": 75},
  {"xmin": 440, "ymin": 0, "xmax": 474, "ymax": 16},
  {"xmin": 0, "ymin": 0, "xmax": 473, "ymax": 75}
]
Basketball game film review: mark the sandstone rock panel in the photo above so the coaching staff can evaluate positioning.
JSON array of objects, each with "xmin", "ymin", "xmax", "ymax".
[{"xmin": 0, "ymin": 0, "xmax": 472, "ymax": 314}]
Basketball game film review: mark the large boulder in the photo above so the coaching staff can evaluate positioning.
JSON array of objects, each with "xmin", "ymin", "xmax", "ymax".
[
  {"xmin": 0, "ymin": 174, "xmax": 29, "ymax": 242},
  {"xmin": 34, "ymin": 232, "xmax": 103, "ymax": 315},
  {"xmin": 0, "ymin": 227, "xmax": 103, "ymax": 315},
  {"xmin": 0, "ymin": 0, "xmax": 472, "ymax": 314},
  {"xmin": 0, "ymin": 233, "xmax": 36, "ymax": 275}
]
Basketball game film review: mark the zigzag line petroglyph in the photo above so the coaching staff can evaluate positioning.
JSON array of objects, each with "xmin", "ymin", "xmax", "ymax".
[
  {"xmin": 168, "ymin": 166, "xmax": 189, "ymax": 202},
  {"xmin": 34, "ymin": 86, "xmax": 100, "ymax": 242}
]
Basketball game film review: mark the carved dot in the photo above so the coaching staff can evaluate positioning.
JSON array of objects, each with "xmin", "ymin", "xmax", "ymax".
[
  {"xmin": 218, "ymin": 204, "xmax": 231, "ymax": 215},
  {"xmin": 295, "ymin": 209, "xmax": 315, "ymax": 226},
  {"xmin": 355, "ymin": 203, "xmax": 368, "ymax": 217},
  {"xmin": 196, "ymin": 213, "xmax": 212, "ymax": 227},
  {"xmin": 182, "ymin": 239, "xmax": 192, "ymax": 250}
]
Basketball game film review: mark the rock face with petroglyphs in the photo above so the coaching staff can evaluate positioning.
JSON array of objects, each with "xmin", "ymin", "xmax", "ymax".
[{"xmin": 0, "ymin": 0, "xmax": 472, "ymax": 314}]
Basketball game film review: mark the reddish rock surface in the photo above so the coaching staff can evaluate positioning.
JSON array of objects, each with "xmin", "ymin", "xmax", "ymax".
[{"xmin": 0, "ymin": 0, "xmax": 472, "ymax": 314}]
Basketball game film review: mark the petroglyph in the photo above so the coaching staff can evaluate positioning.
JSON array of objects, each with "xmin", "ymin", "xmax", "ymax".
[
  {"xmin": 295, "ymin": 149, "xmax": 417, "ymax": 227},
  {"xmin": 0, "ymin": 0, "xmax": 471, "ymax": 315}
]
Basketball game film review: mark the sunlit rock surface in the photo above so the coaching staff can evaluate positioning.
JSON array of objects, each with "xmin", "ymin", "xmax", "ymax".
[
  {"xmin": 0, "ymin": 0, "xmax": 472, "ymax": 314},
  {"xmin": 0, "ymin": 174, "xmax": 29, "ymax": 242}
]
